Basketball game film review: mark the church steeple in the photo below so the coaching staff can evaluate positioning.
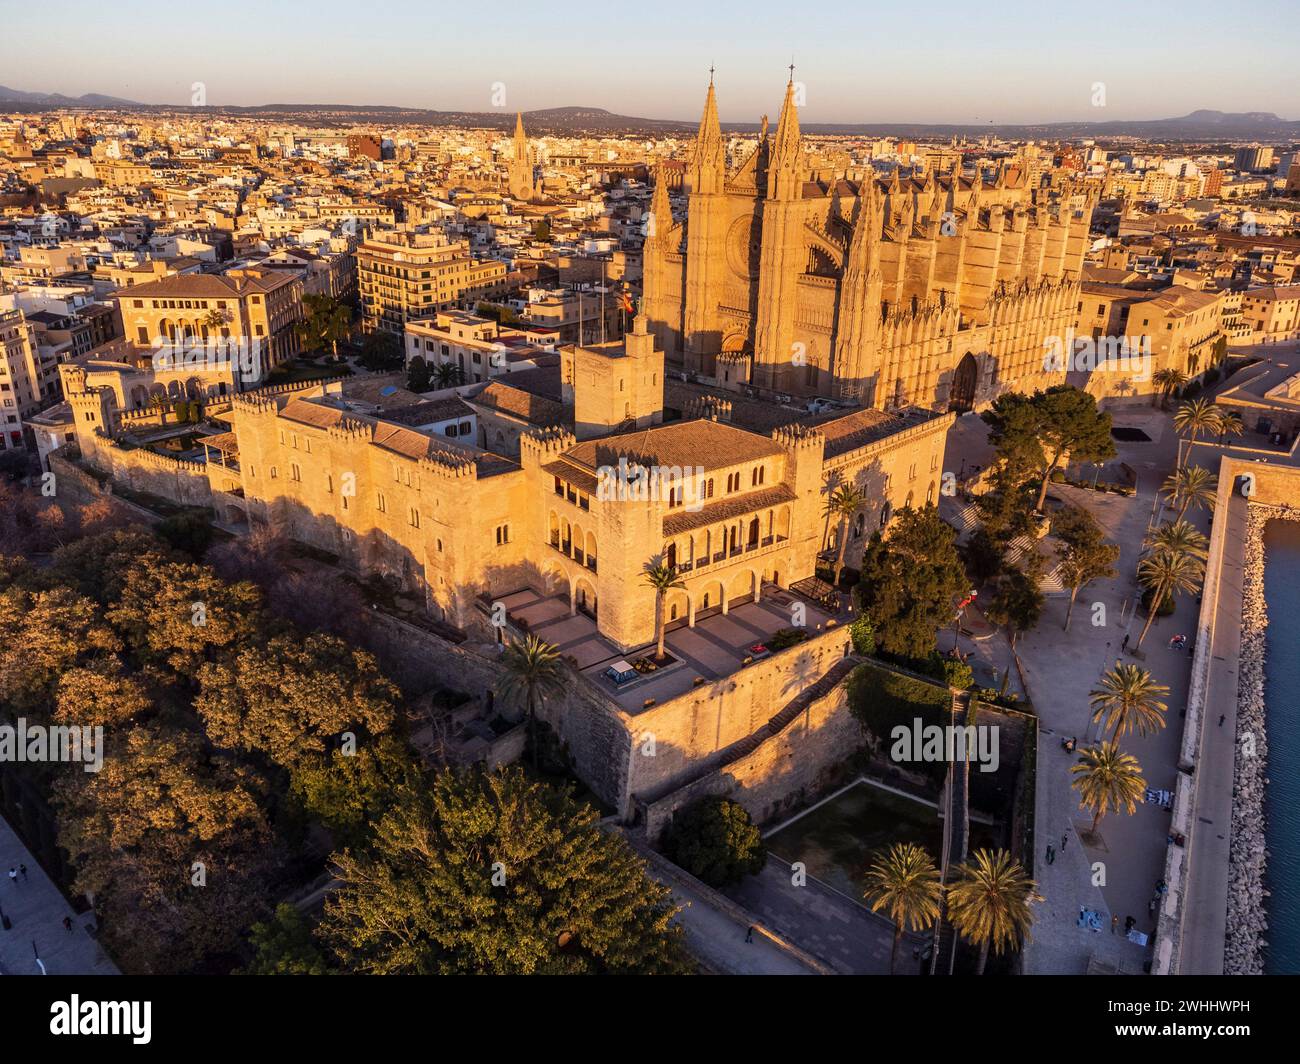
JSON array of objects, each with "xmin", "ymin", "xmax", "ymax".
[
  {"xmin": 690, "ymin": 77, "xmax": 725, "ymax": 195},
  {"xmin": 508, "ymin": 112, "xmax": 535, "ymax": 200},
  {"xmin": 649, "ymin": 166, "xmax": 673, "ymax": 247},
  {"xmin": 768, "ymin": 74, "xmax": 802, "ymax": 200}
]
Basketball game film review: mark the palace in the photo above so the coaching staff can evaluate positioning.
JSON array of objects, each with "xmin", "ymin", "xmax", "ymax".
[{"xmin": 642, "ymin": 77, "xmax": 1099, "ymax": 412}]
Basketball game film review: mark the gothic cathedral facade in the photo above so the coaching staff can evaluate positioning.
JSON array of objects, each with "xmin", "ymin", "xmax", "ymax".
[{"xmin": 641, "ymin": 78, "xmax": 1098, "ymax": 412}]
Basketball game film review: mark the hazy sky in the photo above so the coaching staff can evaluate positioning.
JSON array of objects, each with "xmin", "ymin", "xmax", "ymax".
[{"xmin": 3, "ymin": 0, "xmax": 1297, "ymax": 123}]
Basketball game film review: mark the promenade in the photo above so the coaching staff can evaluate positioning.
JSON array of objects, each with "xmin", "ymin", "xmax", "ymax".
[{"xmin": 0, "ymin": 813, "xmax": 118, "ymax": 976}]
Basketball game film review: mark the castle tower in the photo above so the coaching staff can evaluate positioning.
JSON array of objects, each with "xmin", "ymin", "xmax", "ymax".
[
  {"xmin": 753, "ymin": 76, "xmax": 806, "ymax": 393},
  {"xmin": 508, "ymin": 112, "xmax": 536, "ymax": 201},
  {"xmin": 681, "ymin": 75, "xmax": 729, "ymax": 375},
  {"xmin": 563, "ymin": 314, "xmax": 665, "ymax": 440}
]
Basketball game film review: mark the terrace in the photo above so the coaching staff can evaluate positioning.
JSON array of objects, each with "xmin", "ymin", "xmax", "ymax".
[{"xmin": 496, "ymin": 583, "xmax": 849, "ymax": 713}]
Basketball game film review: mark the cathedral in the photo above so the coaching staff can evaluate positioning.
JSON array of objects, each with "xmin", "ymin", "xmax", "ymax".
[
  {"xmin": 507, "ymin": 112, "xmax": 539, "ymax": 201},
  {"xmin": 641, "ymin": 77, "xmax": 1099, "ymax": 412}
]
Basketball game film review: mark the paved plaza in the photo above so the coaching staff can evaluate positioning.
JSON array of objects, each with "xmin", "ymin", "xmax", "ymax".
[{"xmin": 0, "ymin": 814, "xmax": 118, "ymax": 976}]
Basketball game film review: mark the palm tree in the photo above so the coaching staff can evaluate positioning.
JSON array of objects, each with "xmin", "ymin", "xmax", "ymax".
[
  {"xmin": 863, "ymin": 843, "xmax": 942, "ymax": 974},
  {"xmin": 825, "ymin": 482, "xmax": 867, "ymax": 586},
  {"xmin": 1144, "ymin": 519, "xmax": 1209, "ymax": 562},
  {"xmin": 1088, "ymin": 662, "xmax": 1169, "ymax": 741},
  {"xmin": 433, "ymin": 362, "xmax": 464, "ymax": 388},
  {"xmin": 641, "ymin": 557, "xmax": 685, "ymax": 663},
  {"xmin": 1216, "ymin": 410, "xmax": 1244, "ymax": 446},
  {"xmin": 946, "ymin": 848, "xmax": 1040, "ymax": 975},
  {"xmin": 497, "ymin": 634, "xmax": 566, "ymax": 770},
  {"xmin": 1152, "ymin": 368, "xmax": 1188, "ymax": 408},
  {"xmin": 1172, "ymin": 398, "xmax": 1221, "ymax": 467},
  {"xmin": 1162, "ymin": 465, "xmax": 1217, "ymax": 521},
  {"xmin": 1135, "ymin": 549, "xmax": 1204, "ymax": 650},
  {"xmin": 1071, "ymin": 741, "xmax": 1146, "ymax": 835}
]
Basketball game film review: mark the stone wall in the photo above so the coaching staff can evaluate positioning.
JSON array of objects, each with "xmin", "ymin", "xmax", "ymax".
[{"xmin": 640, "ymin": 651, "xmax": 863, "ymax": 840}]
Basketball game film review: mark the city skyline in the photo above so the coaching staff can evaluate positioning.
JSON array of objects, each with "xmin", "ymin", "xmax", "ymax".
[{"xmin": 3, "ymin": 0, "xmax": 1298, "ymax": 124}]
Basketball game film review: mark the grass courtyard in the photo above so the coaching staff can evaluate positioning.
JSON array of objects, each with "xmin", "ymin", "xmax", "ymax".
[{"xmin": 764, "ymin": 779, "xmax": 998, "ymax": 899}]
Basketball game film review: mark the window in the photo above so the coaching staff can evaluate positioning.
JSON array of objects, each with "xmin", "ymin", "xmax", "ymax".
[
  {"xmin": 495, "ymin": 524, "xmax": 510, "ymax": 545},
  {"xmin": 376, "ymin": 492, "xmax": 387, "ymax": 513},
  {"xmin": 290, "ymin": 463, "xmax": 301, "ymax": 482},
  {"xmin": 409, "ymin": 507, "xmax": 420, "ymax": 528}
]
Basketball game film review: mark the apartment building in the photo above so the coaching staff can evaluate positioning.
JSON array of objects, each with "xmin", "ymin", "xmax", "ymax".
[
  {"xmin": 1240, "ymin": 284, "xmax": 1300, "ymax": 343},
  {"xmin": 358, "ymin": 231, "xmax": 509, "ymax": 335},
  {"xmin": 0, "ymin": 310, "xmax": 45, "ymax": 450}
]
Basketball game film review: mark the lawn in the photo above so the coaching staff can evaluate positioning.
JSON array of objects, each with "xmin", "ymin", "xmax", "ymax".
[{"xmin": 764, "ymin": 780, "xmax": 998, "ymax": 899}]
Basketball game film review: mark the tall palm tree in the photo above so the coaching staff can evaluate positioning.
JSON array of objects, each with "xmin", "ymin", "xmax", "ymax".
[
  {"xmin": 1088, "ymin": 662, "xmax": 1169, "ymax": 742},
  {"xmin": 1151, "ymin": 368, "xmax": 1187, "ymax": 408},
  {"xmin": 1172, "ymin": 398, "xmax": 1221, "ymax": 467},
  {"xmin": 1162, "ymin": 465, "xmax": 1217, "ymax": 521},
  {"xmin": 641, "ymin": 557, "xmax": 685, "ymax": 663},
  {"xmin": 1144, "ymin": 519, "xmax": 1209, "ymax": 562},
  {"xmin": 946, "ymin": 848, "xmax": 1040, "ymax": 975},
  {"xmin": 497, "ymin": 634, "xmax": 566, "ymax": 770},
  {"xmin": 863, "ymin": 842, "xmax": 942, "ymax": 974},
  {"xmin": 433, "ymin": 362, "xmax": 464, "ymax": 388},
  {"xmin": 1135, "ymin": 549, "xmax": 1204, "ymax": 649},
  {"xmin": 1216, "ymin": 410, "xmax": 1244, "ymax": 446},
  {"xmin": 825, "ymin": 482, "xmax": 867, "ymax": 586},
  {"xmin": 1071, "ymin": 741, "xmax": 1146, "ymax": 835}
]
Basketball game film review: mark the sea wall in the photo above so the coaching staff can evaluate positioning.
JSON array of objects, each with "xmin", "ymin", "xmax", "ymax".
[{"xmin": 1225, "ymin": 504, "xmax": 1300, "ymax": 974}]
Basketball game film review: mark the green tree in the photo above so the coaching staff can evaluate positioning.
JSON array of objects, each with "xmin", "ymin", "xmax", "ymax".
[
  {"xmin": 433, "ymin": 362, "xmax": 464, "ymax": 388},
  {"xmin": 358, "ymin": 329, "xmax": 402, "ymax": 371},
  {"xmin": 863, "ymin": 842, "xmax": 942, "ymax": 974},
  {"xmin": 1071, "ymin": 741, "xmax": 1146, "ymax": 834},
  {"xmin": 984, "ymin": 556, "xmax": 1044, "ymax": 648},
  {"xmin": 54, "ymin": 723, "xmax": 277, "ymax": 974},
  {"xmin": 1162, "ymin": 465, "xmax": 1217, "ymax": 520},
  {"xmin": 946, "ymin": 848, "xmax": 1040, "ymax": 975},
  {"xmin": 1144, "ymin": 518, "xmax": 1208, "ymax": 563},
  {"xmin": 856, "ymin": 504, "xmax": 968, "ymax": 662},
  {"xmin": 1052, "ymin": 505, "xmax": 1120, "ymax": 631},
  {"xmin": 1088, "ymin": 662, "xmax": 1169, "ymax": 742},
  {"xmin": 982, "ymin": 385, "xmax": 1116, "ymax": 512},
  {"xmin": 242, "ymin": 903, "xmax": 331, "ymax": 976},
  {"xmin": 664, "ymin": 795, "xmax": 765, "ymax": 888},
  {"xmin": 1135, "ymin": 549, "xmax": 1204, "ymax": 649},
  {"xmin": 319, "ymin": 767, "xmax": 689, "ymax": 974},
  {"xmin": 1173, "ymin": 397, "xmax": 1222, "ymax": 467},
  {"xmin": 296, "ymin": 294, "xmax": 352, "ymax": 360},
  {"xmin": 195, "ymin": 632, "xmax": 400, "ymax": 768},
  {"xmin": 496, "ymin": 634, "xmax": 566, "ymax": 770},
  {"xmin": 825, "ymin": 482, "xmax": 867, "ymax": 585},
  {"xmin": 1152, "ymin": 368, "xmax": 1188, "ymax": 408},
  {"xmin": 407, "ymin": 357, "xmax": 432, "ymax": 393},
  {"xmin": 642, "ymin": 557, "xmax": 685, "ymax": 662}
]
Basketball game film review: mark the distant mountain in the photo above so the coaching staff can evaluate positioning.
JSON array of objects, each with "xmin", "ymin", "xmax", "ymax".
[
  {"xmin": 0, "ymin": 84, "xmax": 142, "ymax": 108},
  {"xmin": 2, "ymin": 87, "xmax": 1297, "ymax": 141}
]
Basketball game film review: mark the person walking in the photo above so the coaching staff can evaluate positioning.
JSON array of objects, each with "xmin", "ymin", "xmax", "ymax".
[
  {"xmin": 62, "ymin": 916, "xmax": 73, "ymax": 933},
  {"xmin": 1061, "ymin": 832, "xmax": 1068, "ymax": 851},
  {"xmin": 7, "ymin": 868, "xmax": 16, "ymax": 886},
  {"xmin": 18, "ymin": 864, "xmax": 27, "ymax": 881},
  {"xmin": 1219, "ymin": 714, "xmax": 1226, "ymax": 727},
  {"xmin": 1111, "ymin": 914, "xmax": 1119, "ymax": 935},
  {"xmin": 1121, "ymin": 633, "xmax": 1130, "ymax": 653},
  {"xmin": 745, "ymin": 926, "xmax": 754, "ymax": 944}
]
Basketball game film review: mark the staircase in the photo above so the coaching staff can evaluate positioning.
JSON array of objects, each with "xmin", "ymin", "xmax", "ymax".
[{"xmin": 931, "ymin": 690, "xmax": 972, "ymax": 975}]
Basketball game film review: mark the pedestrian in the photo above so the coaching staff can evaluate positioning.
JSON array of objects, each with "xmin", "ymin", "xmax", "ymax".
[
  {"xmin": 1148, "ymin": 898, "xmax": 1156, "ymax": 917},
  {"xmin": 1121, "ymin": 633, "xmax": 1130, "ymax": 652},
  {"xmin": 1219, "ymin": 714, "xmax": 1226, "ymax": 727},
  {"xmin": 1046, "ymin": 845, "xmax": 1055, "ymax": 864},
  {"xmin": 745, "ymin": 926, "xmax": 754, "ymax": 943},
  {"xmin": 7, "ymin": 867, "xmax": 15, "ymax": 886},
  {"xmin": 1111, "ymin": 914, "xmax": 1119, "ymax": 934},
  {"xmin": 18, "ymin": 864, "xmax": 27, "ymax": 881},
  {"xmin": 62, "ymin": 916, "xmax": 73, "ymax": 933},
  {"xmin": 1061, "ymin": 832, "xmax": 1068, "ymax": 851}
]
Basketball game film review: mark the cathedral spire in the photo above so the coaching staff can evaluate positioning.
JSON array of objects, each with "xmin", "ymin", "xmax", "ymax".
[
  {"xmin": 690, "ymin": 78, "xmax": 725, "ymax": 195},
  {"xmin": 769, "ymin": 75, "xmax": 802, "ymax": 199},
  {"xmin": 649, "ymin": 166, "xmax": 673, "ymax": 246}
]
